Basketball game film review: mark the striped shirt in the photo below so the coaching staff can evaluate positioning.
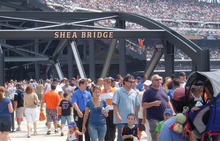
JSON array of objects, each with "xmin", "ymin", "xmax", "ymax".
[{"xmin": 100, "ymin": 87, "xmax": 116, "ymax": 110}]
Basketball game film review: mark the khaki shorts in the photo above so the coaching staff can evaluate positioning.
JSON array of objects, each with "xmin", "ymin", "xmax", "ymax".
[{"xmin": 16, "ymin": 107, "xmax": 25, "ymax": 118}]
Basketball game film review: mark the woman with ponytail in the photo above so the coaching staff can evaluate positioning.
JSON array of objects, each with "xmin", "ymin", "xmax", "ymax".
[{"xmin": 0, "ymin": 86, "xmax": 13, "ymax": 141}]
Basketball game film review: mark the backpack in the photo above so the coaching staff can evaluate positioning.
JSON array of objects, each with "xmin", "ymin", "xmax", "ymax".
[{"xmin": 201, "ymin": 93, "xmax": 220, "ymax": 141}]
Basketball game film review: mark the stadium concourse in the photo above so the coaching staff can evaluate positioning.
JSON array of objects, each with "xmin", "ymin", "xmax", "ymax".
[{"xmin": 8, "ymin": 106, "xmax": 150, "ymax": 141}]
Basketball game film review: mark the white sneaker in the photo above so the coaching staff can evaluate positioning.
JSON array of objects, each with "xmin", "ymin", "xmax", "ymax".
[
  {"xmin": 16, "ymin": 127, "xmax": 21, "ymax": 131},
  {"xmin": 27, "ymin": 134, "xmax": 31, "ymax": 138},
  {"xmin": 34, "ymin": 132, "xmax": 38, "ymax": 136}
]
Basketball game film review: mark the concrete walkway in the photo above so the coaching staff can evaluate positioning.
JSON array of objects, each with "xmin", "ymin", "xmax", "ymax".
[{"xmin": 9, "ymin": 107, "xmax": 151, "ymax": 141}]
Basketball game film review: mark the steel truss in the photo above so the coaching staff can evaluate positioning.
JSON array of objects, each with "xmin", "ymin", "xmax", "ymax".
[{"xmin": 0, "ymin": 10, "xmax": 210, "ymax": 82}]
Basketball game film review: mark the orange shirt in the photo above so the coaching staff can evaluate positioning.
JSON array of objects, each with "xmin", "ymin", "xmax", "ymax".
[
  {"xmin": 139, "ymin": 39, "xmax": 144, "ymax": 46},
  {"xmin": 42, "ymin": 90, "xmax": 61, "ymax": 109},
  {"xmin": 58, "ymin": 99, "xmax": 62, "ymax": 115}
]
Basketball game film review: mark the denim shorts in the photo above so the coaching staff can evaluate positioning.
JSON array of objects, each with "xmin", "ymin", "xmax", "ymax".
[
  {"xmin": 58, "ymin": 115, "xmax": 62, "ymax": 121},
  {"xmin": 61, "ymin": 115, "xmax": 71, "ymax": 125},
  {"xmin": 0, "ymin": 117, "xmax": 12, "ymax": 132}
]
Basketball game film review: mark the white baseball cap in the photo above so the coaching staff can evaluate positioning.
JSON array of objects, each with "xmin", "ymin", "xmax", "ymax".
[{"xmin": 144, "ymin": 80, "xmax": 152, "ymax": 86}]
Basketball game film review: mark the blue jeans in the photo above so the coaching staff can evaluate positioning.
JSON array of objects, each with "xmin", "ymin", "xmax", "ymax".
[
  {"xmin": 116, "ymin": 123, "xmax": 128, "ymax": 141},
  {"xmin": 61, "ymin": 115, "xmax": 71, "ymax": 125},
  {"xmin": 88, "ymin": 124, "xmax": 107, "ymax": 141}
]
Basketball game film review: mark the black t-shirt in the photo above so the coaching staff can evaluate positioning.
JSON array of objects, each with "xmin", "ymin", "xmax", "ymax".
[
  {"xmin": 59, "ymin": 99, "xmax": 73, "ymax": 116},
  {"xmin": 14, "ymin": 88, "xmax": 24, "ymax": 108},
  {"xmin": 121, "ymin": 125, "xmax": 139, "ymax": 141}
]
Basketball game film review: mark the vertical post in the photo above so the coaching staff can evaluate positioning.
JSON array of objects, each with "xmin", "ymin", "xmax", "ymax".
[
  {"xmin": 35, "ymin": 23, "xmax": 40, "ymax": 80},
  {"xmin": 89, "ymin": 39, "xmax": 95, "ymax": 80},
  {"xmin": 118, "ymin": 19, "xmax": 126, "ymax": 76},
  {"xmin": 196, "ymin": 49, "xmax": 210, "ymax": 72},
  {"xmin": 164, "ymin": 40, "xmax": 174, "ymax": 77},
  {"xmin": 0, "ymin": 45, "xmax": 5, "ymax": 86},
  {"xmin": 68, "ymin": 43, "xmax": 74, "ymax": 79},
  {"xmin": 35, "ymin": 39, "xmax": 40, "ymax": 80},
  {"xmin": 83, "ymin": 40, "xmax": 87, "ymax": 60}
]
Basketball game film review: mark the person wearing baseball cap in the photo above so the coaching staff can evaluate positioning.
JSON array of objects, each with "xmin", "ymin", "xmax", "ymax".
[
  {"xmin": 158, "ymin": 88, "xmax": 194, "ymax": 141},
  {"xmin": 155, "ymin": 108, "xmax": 173, "ymax": 140},
  {"xmin": 67, "ymin": 121, "xmax": 84, "ymax": 141},
  {"xmin": 136, "ymin": 76, "xmax": 141, "ymax": 83},
  {"xmin": 53, "ymin": 78, "xmax": 63, "ymax": 94},
  {"xmin": 179, "ymin": 72, "xmax": 186, "ymax": 88},
  {"xmin": 138, "ymin": 80, "xmax": 152, "ymax": 140}
]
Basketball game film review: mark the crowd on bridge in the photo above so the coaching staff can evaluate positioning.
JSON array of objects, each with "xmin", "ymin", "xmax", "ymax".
[{"xmin": 1, "ymin": 71, "xmax": 220, "ymax": 141}]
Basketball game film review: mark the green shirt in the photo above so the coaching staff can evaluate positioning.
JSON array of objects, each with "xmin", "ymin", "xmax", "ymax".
[{"xmin": 155, "ymin": 121, "xmax": 164, "ymax": 133}]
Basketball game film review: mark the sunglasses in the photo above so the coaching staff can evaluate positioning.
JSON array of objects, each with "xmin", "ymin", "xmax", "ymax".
[
  {"xmin": 154, "ymin": 79, "xmax": 162, "ymax": 81},
  {"xmin": 128, "ymin": 81, "xmax": 134, "ymax": 83}
]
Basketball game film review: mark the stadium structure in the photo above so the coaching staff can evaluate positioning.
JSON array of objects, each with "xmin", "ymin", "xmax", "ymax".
[{"xmin": 0, "ymin": 0, "xmax": 219, "ymax": 85}]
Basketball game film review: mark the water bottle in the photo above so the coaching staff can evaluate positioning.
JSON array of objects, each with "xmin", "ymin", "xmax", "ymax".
[{"xmin": 105, "ymin": 105, "xmax": 110, "ymax": 112}]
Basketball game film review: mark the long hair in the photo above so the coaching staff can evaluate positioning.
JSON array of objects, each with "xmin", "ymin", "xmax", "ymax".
[{"xmin": 0, "ymin": 86, "xmax": 5, "ymax": 102}]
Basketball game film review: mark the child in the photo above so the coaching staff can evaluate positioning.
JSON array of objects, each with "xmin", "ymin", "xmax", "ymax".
[
  {"xmin": 66, "ymin": 121, "xmax": 84, "ymax": 141},
  {"xmin": 121, "ymin": 113, "xmax": 139, "ymax": 141},
  {"xmin": 59, "ymin": 92, "xmax": 73, "ymax": 136},
  {"xmin": 57, "ymin": 91, "xmax": 64, "ymax": 130},
  {"xmin": 189, "ymin": 85, "xmax": 220, "ymax": 141},
  {"xmin": 155, "ymin": 108, "xmax": 173, "ymax": 141}
]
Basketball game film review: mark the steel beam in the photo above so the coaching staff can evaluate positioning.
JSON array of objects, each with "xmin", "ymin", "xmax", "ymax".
[
  {"xmin": 1, "ymin": 43, "xmax": 47, "ymax": 57},
  {"xmin": 0, "ymin": 11, "xmax": 118, "ymax": 22},
  {"xmin": 70, "ymin": 41, "xmax": 86, "ymax": 79},
  {"xmin": 0, "ymin": 45, "xmax": 5, "ymax": 86},
  {"xmin": 42, "ymin": 40, "xmax": 52, "ymax": 54},
  {"xmin": 144, "ymin": 51, "xmax": 164, "ymax": 78},
  {"xmin": 54, "ymin": 61, "xmax": 64, "ymax": 80},
  {"xmin": 0, "ymin": 15, "xmax": 59, "ymax": 24},
  {"xmin": 89, "ymin": 39, "xmax": 95, "ymax": 80},
  {"xmin": 101, "ymin": 39, "xmax": 117, "ymax": 78},
  {"xmin": 196, "ymin": 50, "xmax": 210, "ymax": 72},
  {"xmin": 35, "ymin": 37, "xmax": 40, "ymax": 80},
  {"xmin": 52, "ymin": 40, "xmax": 68, "ymax": 61},
  {"xmin": 164, "ymin": 40, "xmax": 174, "ymax": 77},
  {"xmin": 0, "ymin": 1, "xmax": 32, "ymax": 11},
  {"xmin": 0, "ymin": 30, "xmax": 164, "ymax": 39},
  {"xmin": 67, "ymin": 43, "xmax": 73, "ymax": 79},
  {"xmin": 4, "ymin": 57, "xmax": 49, "ymax": 62},
  {"xmin": 118, "ymin": 19, "xmax": 126, "ymax": 76}
]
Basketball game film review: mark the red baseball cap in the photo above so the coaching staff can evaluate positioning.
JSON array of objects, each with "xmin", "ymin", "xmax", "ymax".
[{"xmin": 172, "ymin": 88, "xmax": 192, "ymax": 102}]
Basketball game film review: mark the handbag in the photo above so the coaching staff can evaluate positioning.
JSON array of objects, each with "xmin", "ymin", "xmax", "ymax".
[{"xmin": 33, "ymin": 93, "xmax": 38, "ymax": 105}]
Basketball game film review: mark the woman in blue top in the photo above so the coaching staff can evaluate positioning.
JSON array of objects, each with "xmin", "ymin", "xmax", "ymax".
[
  {"xmin": 0, "ymin": 86, "xmax": 13, "ymax": 141},
  {"xmin": 82, "ymin": 85, "xmax": 109, "ymax": 141}
]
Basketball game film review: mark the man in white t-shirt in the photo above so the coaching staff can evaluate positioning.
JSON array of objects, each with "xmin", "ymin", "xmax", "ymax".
[
  {"xmin": 179, "ymin": 72, "xmax": 186, "ymax": 88},
  {"xmin": 59, "ymin": 78, "xmax": 67, "ymax": 87},
  {"xmin": 44, "ymin": 79, "xmax": 51, "ymax": 94},
  {"xmin": 138, "ymin": 80, "xmax": 152, "ymax": 141},
  {"xmin": 53, "ymin": 78, "xmax": 64, "ymax": 93}
]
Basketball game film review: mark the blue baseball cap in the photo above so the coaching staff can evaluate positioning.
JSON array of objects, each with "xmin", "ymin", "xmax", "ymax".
[
  {"xmin": 53, "ymin": 78, "xmax": 60, "ymax": 82},
  {"xmin": 163, "ymin": 108, "xmax": 173, "ymax": 115},
  {"xmin": 136, "ymin": 77, "xmax": 141, "ymax": 80},
  {"xmin": 68, "ymin": 121, "xmax": 77, "ymax": 127}
]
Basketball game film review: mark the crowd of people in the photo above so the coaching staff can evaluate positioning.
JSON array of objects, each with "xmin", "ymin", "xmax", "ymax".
[
  {"xmin": 44, "ymin": 0, "xmax": 220, "ymax": 37},
  {"xmin": 1, "ymin": 71, "xmax": 218, "ymax": 141}
]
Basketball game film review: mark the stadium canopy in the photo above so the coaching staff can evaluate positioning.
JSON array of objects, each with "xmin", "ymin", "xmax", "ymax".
[{"xmin": 0, "ymin": 10, "xmax": 210, "ymax": 85}]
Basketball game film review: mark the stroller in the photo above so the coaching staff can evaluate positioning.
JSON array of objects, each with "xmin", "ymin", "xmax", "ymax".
[{"xmin": 184, "ymin": 70, "xmax": 220, "ymax": 141}]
